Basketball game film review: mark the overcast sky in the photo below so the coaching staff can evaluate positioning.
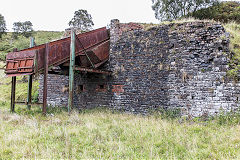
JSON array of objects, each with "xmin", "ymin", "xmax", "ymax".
[{"xmin": 1, "ymin": 0, "xmax": 159, "ymax": 32}]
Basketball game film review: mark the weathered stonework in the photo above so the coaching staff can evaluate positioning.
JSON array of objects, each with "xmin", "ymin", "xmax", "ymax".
[
  {"xmin": 39, "ymin": 74, "xmax": 69, "ymax": 106},
  {"xmin": 39, "ymin": 19, "xmax": 240, "ymax": 117},
  {"xmin": 39, "ymin": 72, "xmax": 112, "ymax": 109}
]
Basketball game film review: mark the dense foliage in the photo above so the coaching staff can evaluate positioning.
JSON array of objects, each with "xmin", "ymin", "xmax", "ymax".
[
  {"xmin": 12, "ymin": 21, "xmax": 34, "ymax": 39},
  {"xmin": 68, "ymin": 9, "xmax": 94, "ymax": 32},
  {"xmin": 0, "ymin": 14, "xmax": 7, "ymax": 39},
  {"xmin": 151, "ymin": 0, "xmax": 218, "ymax": 21},
  {"xmin": 191, "ymin": 1, "xmax": 240, "ymax": 23}
]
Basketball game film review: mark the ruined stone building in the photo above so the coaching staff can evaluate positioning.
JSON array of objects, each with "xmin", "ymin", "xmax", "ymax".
[{"xmin": 38, "ymin": 19, "xmax": 239, "ymax": 117}]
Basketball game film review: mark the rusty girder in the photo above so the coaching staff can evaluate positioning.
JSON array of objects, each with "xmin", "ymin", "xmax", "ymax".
[{"xmin": 5, "ymin": 27, "xmax": 110, "ymax": 76}]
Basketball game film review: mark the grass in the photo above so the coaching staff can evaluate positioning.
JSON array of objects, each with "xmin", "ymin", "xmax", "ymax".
[
  {"xmin": 0, "ymin": 62, "xmax": 239, "ymax": 159},
  {"xmin": 0, "ymin": 68, "xmax": 39, "ymax": 103},
  {"xmin": 0, "ymin": 106, "xmax": 240, "ymax": 159},
  {"xmin": 163, "ymin": 17, "xmax": 217, "ymax": 25},
  {"xmin": 0, "ymin": 63, "xmax": 239, "ymax": 159},
  {"xmin": 224, "ymin": 22, "xmax": 240, "ymax": 79},
  {"xmin": 141, "ymin": 17, "xmax": 217, "ymax": 30}
]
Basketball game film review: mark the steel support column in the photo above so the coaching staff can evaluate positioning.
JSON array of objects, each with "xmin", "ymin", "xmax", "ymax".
[
  {"xmin": 68, "ymin": 29, "xmax": 76, "ymax": 114},
  {"xmin": 43, "ymin": 43, "xmax": 49, "ymax": 115},
  {"xmin": 10, "ymin": 76, "xmax": 16, "ymax": 112},
  {"xmin": 27, "ymin": 37, "xmax": 35, "ymax": 109}
]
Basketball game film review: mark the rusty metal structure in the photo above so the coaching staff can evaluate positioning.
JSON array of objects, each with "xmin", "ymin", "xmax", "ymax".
[{"xmin": 5, "ymin": 27, "xmax": 110, "ymax": 114}]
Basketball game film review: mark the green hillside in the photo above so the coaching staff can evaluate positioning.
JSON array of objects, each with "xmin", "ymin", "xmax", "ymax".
[
  {"xmin": 0, "ymin": 31, "xmax": 64, "ymax": 105},
  {"xmin": 0, "ymin": 31, "xmax": 64, "ymax": 60}
]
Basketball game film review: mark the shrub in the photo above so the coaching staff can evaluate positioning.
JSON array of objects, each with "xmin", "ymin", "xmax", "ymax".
[
  {"xmin": 0, "ymin": 52, "xmax": 6, "ymax": 61},
  {"xmin": 0, "ymin": 43, "xmax": 14, "ymax": 52},
  {"xmin": 190, "ymin": 1, "xmax": 240, "ymax": 23}
]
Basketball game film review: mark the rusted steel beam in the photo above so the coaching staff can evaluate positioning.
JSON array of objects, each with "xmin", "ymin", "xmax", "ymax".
[
  {"xmin": 68, "ymin": 30, "xmax": 76, "ymax": 114},
  {"xmin": 5, "ymin": 27, "xmax": 110, "ymax": 76},
  {"xmin": 43, "ymin": 43, "xmax": 49, "ymax": 115},
  {"xmin": 27, "ymin": 37, "xmax": 35, "ymax": 110},
  {"xmin": 5, "ymin": 73, "xmax": 32, "ymax": 77},
  {"xmin": 38, "ymin": 27, "xmax": 109, "ymax": 72},
  {"xmin": 75, "ymin": 33, "xmax": 95, "ymax": 68},
  {"xmin": 10, "ymin": 76, "xmax": 16, "ymax": 112},
  {"xmin": 34, "ymin": 50, "xmax": 38, "ymax": 75},
  {"xmin": 75, "ymin": 67, "xmax": 112, "ymax": 75},
  {"xmin": 94, "ymin": 58, "xmax": 108, "ymax": 68}
]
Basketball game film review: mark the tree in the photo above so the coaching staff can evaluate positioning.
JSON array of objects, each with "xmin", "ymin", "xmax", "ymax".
[
  {"xmin": 0, "ymin": 14, "xmax": 7, "ymax": 39},
  {"xmin": 68, "ymin": 9, "xmax": 94, "ymax": 32},
  {"xmin": 151, "ymin": 0, "xmax": 219, "ymax": 21},
  {"xmin": 12, "ymin": 21, "xmax": 33, "ymax": 39}
]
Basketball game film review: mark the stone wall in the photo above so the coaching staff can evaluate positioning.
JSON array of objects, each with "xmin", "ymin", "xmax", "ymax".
[
  {"xmin": 72, "ymin": 72, "xmax": 112, "ymax": 109},
  {"xmin": 39, "ymin": 19, "xmax": 240, "ymax": 117},
  {"xmin": 39, "ymin": 69, "xmax": 112, "ymax": 109},
  {"xmin": 109, "ymin": 20, "xmax": 240, "ymax": 117},
  {"xmin": 39, "ymin": 74, "xmax": 69, "ymax": 106}
]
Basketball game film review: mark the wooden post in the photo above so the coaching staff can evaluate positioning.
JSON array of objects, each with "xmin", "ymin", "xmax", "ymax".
[
  {"xmin": 27, "ymin": 37, "xmax": 34, "ymax": 109},
  {"xmin": 68, "ymin": 29, "xmax": 76, "ymax": 114},
  {"xmin": 10, "ymin": 76, "xmax": 16, "ymax": 112},
  {"xmin": 43, "ymin": 43, "xmax": 49, "ymax": 115}
]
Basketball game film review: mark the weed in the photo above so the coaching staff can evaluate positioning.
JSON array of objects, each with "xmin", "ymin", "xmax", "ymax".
[
  {"xmin": 151, "ymin": 107, "xmax": 181, "ymax": 119},
  {"xmin": 215, "ymin": 109, "xmax": 240, "ymax": 126},
  {"xmin": 32, "ymin": 91, "xmax": 39, "ymax": 103},
  {"xmin": 201, "ymin": 68, "xmax": 206, "ymax": 73}
]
